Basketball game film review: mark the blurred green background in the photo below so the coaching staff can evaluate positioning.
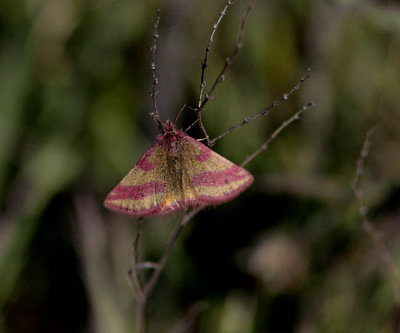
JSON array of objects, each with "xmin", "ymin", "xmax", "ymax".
[{"xmin": 1, "ymin": 0, "xmax": 400, "ymax": 332}]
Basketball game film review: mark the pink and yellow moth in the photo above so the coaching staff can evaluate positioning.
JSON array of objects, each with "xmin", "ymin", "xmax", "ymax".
[{"xmin": 104, "ymin": 120, "xmax": 253, "ymax": 217}]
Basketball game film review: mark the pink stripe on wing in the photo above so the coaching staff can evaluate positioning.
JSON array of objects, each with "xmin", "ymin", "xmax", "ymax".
[
  {"xmin": 192, "ymin": 166, "xmax": 248, "ymax": 187},
  {"xmin": 106, "ymin": 181, "xmax": 166, "ymax": 200},
  {"xmin": 137, "ymin": 145, "xmax": 158, "ymax": 171}
]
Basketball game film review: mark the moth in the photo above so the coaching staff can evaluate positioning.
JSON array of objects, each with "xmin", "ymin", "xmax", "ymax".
[{"xmin": 104, "ymin": 120, "xmax": 253, "ymax": 217}]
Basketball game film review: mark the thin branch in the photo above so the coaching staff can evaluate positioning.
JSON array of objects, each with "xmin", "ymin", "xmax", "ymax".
[
  {"xmin": 197, "ymin": 0, "xmax": 256, "ymax": 145},
  {"xmin": 198, "ymin": 0, "xmax": 233, "ymax": 109},
  {"xmin": 128, "ymin": 219, "xmax": 144, "ymax": 299},
  {"xmin": 208, "ymin": 72, "xmax": 311, "ymax": 146},
  {"xmin": 128, "ymin": 219, "xmax": 146, "ymax": 333},
  {"xmin": 130, "ymin": 207, "xmax": 203, "ymax": 333},
  {"xmin": 201, "ymin": 0, "xmax": 256, "ymax": 110},
  {"xmin": 149, "ymin": 9, "xmax": 164, "ymax": 132},
  {"xmin": 351, "ymin": 128, "xmax": 400, "ymax": 302},
  {"xmin": 142, "ymin": 207, "xmax": 202, "ymax": 296},
  {"xmin": 241, "ymin": 102, "xmax": 314, "ymax": 167}
]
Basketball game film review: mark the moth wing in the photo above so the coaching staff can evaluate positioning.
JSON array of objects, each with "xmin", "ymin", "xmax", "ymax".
[
  {"xmin": 180, "ymin": 136, "xmax": 253, "ymax": 206},
  {"xmin": 104, "ymin": 142, "xmax": 181, "ymax": 217}
]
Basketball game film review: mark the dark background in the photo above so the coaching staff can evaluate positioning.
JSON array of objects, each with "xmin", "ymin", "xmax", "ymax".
[{"xmin": 1, "ymin": 0, "xmax": 400, "ymax": 332}]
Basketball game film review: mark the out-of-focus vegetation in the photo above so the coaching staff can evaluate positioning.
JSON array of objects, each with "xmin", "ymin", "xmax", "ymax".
[{"xmin": 1, "ymin": 0, "xmax": 400, "ymax": 332}]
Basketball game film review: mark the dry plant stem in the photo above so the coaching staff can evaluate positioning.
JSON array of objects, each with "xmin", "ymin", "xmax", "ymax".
[
  {"xmin": 209, "ymin": 73, "xmax": 311, "ymax": 146},
  {"xmin": 149, "ymin": 9, "xmax": 164, "ymax": 132},
  {"xmin": 131, "ymin": 219, "xmax": 146, "ymax": 333},
  {"xmin": 197, "ymin": 0, "xmax": 256, "ymax": 145},
  {"xmin": 130, "ymin": 207, "xmax": 202, "ymax": 333},
  {"xmin": 241, "ymin": 102, "xmax": 314, "ymax": 167},
  {"xmin": 132, "ymin": 219, "xmax": 144, "ymax": 296},
  {"xmin": 351, "ymin": 128, "xmax": 400, "ymax": 302},
  {"xmin": 143, "ymin": 208, "xmax": 201, "ymax": 295},
  {"xmin": 198, "ymin": 0, "xmax": 233, "ymax": 108}
]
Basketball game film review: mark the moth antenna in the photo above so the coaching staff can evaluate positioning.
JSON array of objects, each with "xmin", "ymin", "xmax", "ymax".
[
  {"xmin": 174, "ymin": 103, "xmax": 187, "ymax": 125},
  {"xmin": 150, "ymin": 112, "xmax": 165, "ymax": 133},
  {"xmin": 184, "ymin": 118, "xmax": 200, "ymax": 133},
  {"xmin": 149, "ymin": 8, "xmax": 164, "ymax": 132}
]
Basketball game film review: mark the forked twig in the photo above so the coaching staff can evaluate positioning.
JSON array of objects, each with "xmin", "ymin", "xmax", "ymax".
[
  {"xmin": 208, "ymin": 73, "xmax": 311, "ymax": 146},
  {"xmin": 351, "ymin": 128, "xmax": 400, "ymax": 302},
  {"xmin": 149, "ymin": 9, "xmax": 164, "ymax": 132},
  {"xmin": 241, "ymin": 102, "xmax": 314, "ymax": 167},
  {"xmin": 198, "ymin": 0, "xmax": 233, "ymax": 109},
  {"xmin": 128, "ymin": 207, "xmax": 202, "ymax": 333},
  {"xmin": 197, "ymin": 0, "xmax": 256, "ymax": 145}
]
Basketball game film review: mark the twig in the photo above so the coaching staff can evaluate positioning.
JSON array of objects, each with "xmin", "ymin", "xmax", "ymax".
[
  {"xmin": 149, "ymin": 9, "xmax": 164, "ymax": 133},
  {"xmin": 173, "ymin": 301, "xmax": 208, "ymax": 333},
  {"xmin": 128, "ymin": 219, "xmax": 146, "ymax": 333},
  {"xmin": 130, "ymin": 207, "xmax": 203, "ymax": 333},
  {"xmin": 129, "ymin": 219, "xmax": 144, "ymax": 296},
  {"xmin": 208, "ymin": 73, "xmax": 311, "ymax": 146},
  {"xmin": 351, "ymin": 128, "xmax": 400, "ymax": 302},
  {"xmin": 241, "ymin": 102, "xmax": 314, "ymax": 167},
  {"xmin": 198, "ymin": 0, "xmax": 233, "ymax": 109},
  {"xmin": 142, "ymin": 207, "xmax": 202, "ymax": 296},
  {"xmin": 197, "ymin": 0, "xmax": 256, "ymax": 145}
]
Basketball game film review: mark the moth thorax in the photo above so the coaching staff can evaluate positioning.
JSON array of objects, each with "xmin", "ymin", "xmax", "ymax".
[{"xmin": 168, "ymin": 138, "xmax": 180, "ymax": 156}]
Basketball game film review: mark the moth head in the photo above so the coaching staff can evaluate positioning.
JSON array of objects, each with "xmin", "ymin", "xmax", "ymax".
[{"xmin": 164, "ymin": 120, "xmax": 176, "ymax": 134}]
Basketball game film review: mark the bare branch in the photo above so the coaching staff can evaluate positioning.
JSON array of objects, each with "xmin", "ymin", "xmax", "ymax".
[
  {"xmin": 209, "ymin": 73, "xmax": 311, "ymax": 146},
  {"xmin": 143, "ymin": 207, "xmax": 202, "ymax": 296},
  {"xmin": 197, "ymin": 0, "xmax": 256, "ymax": 145},
  {"xmin": 127, "ymin": 219, "xmax": 146, "ymax": 333},
  {"xmin": 128, "ymin": 219, "xmax": 145, "ymax": 300},
  {"xmin": 149, "ymin": 9, "xmax": 164, "ymax": 132},
  {"xmin": 351, "ymin": 128, "xmax": 400, "ymax": 301},
  {"xmin": 241, "ymin": 102, "xmax": 314, "ymax": 167},
  {"xmin": 130, "ymin": 207, "xmax": 203, "ymax": 333},
  {"xmin": 198, "ymin": 0, "xmax": 233, "ymax": 109}
]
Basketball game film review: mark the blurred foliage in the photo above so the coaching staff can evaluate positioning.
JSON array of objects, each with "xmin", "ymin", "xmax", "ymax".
[{"xmin": 1, "ymin": 0, "xmax": 400, "ymax": 332}]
